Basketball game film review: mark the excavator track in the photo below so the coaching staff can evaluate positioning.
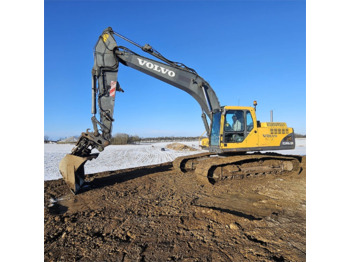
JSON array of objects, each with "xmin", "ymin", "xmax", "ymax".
[
  {"xmin": 173, "ymin": 153, "xmax": 302, "ymax": 185},
  {"xmin": 173, "ymin": 152, "xmax": 213, "ymax": 173}
]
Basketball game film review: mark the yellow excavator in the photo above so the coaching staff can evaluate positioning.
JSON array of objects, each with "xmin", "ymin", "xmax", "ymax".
[{"xmin": 59, "ymin": 27, "xmax": 300, "ymax": 193}]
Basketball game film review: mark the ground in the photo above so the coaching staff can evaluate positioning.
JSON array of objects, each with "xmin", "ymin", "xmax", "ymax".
[{"xmin": 44, "ymin": 155, "xmax": 306, "ymax": 262}]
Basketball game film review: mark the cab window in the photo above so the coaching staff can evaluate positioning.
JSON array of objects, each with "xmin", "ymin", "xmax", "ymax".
[
  {"xmin": 246, "ymin": 111, "xmax": 253, "ymax": 133},
  {"xmin": 210, "ymin": 112, "xmax": 221, "ymax": 146},
  {"xmin": 224, "ymin": 110, "xmax": 244, "ymax": 143}
]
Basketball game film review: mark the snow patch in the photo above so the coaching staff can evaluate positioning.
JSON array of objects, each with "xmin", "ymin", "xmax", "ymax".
[{"xmin": 44, "ymin": 139, "xmax": 306, "ymax": 181}]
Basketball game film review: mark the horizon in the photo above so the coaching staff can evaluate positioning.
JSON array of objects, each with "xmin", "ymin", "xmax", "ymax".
[{"xmin": 47, "ymin": 132, "xmax": 307, "ymax": 142}]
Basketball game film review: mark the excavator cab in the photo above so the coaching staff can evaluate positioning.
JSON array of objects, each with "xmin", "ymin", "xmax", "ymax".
[
  {"xmin": 209, "ymin": 107, "xmax": 255, "ymax": 152},
  {"xmin": 208, "ymin": 105, "xmax": 295, "ymax": 154}
]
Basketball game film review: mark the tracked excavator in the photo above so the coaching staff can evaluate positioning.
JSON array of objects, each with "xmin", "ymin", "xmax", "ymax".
[{"xmin": 59, "ymin": 27, "xmax": 300, "ymax": 193}]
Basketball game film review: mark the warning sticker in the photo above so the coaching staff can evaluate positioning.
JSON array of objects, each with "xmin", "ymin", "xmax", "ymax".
[{"xmin": 109, "ymin": 81, "xmax": 116, "ymax": 97}]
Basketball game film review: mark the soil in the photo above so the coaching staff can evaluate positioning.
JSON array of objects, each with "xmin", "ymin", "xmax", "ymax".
[
  {"xmin": 166, "ymin": 143, "xmax": 198, "ymax": 151},
  {"xmin": 44, "ymin": 155, "xmax": 306, "ymax": 262}
]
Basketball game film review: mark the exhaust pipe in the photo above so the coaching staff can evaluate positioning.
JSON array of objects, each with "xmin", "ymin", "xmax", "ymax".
[{"xmin": 59, "ymin": 153, "xmax": 99, "ymax": 193}]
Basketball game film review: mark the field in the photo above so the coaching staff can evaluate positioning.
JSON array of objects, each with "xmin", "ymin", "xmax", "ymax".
[
  {"xmin": 44, "ymin": 139, "xmax": 305, "ymax": 181},
  {"xmin": 44, "ymin": 139, "xmax": 306, "ymax": 261}
]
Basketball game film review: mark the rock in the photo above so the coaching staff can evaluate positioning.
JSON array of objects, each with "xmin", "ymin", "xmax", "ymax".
[
  {"xmin": 126, "ymin": 231, "xmax": 135, "ymax": 239},
  {"xmin": 229, "ymin": 223, "xmax": 238, "ymax": 230}
]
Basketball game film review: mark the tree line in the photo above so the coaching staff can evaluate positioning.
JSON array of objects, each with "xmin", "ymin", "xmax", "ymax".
[
  {"xmin": 110, "ymin": 133, "xmax": 141, "ymax": 145},
  {"xmin": 110, "ymin": 133, "xmax": 202, "ymax": 145},
  {"xmin": 45, "ymin": 133, "xmax": 306, "ymax": 144},
  {"xmin": 44, "ymin": 134, "xmax": 202, "ymax": 144}
]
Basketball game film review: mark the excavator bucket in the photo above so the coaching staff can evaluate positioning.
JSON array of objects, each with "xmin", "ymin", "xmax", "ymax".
[{"xmin": 59, "ymin": 154, "xmax": 98, "ymax": 194}]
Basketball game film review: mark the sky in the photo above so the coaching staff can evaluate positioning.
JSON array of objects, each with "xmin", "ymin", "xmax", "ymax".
[{"xmin": 44, "ymin": 0, "xmax": 306, "ymax": 140}]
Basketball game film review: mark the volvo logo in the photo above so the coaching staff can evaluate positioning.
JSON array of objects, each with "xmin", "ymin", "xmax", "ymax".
[{"xmin": 137, "ymin": 58, "xmax": 175, "ymax": 77}]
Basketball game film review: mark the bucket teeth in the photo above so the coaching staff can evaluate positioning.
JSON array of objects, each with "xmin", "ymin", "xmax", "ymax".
[{"xmin": 59, "ymin": 153, "xmax": 98, "ymax": 194}]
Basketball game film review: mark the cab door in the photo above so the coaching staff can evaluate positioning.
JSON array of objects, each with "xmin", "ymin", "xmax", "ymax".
[
  {"xmin": 223, "ymin": 110, "xmax": 245, "ymax": 144},
  {"xmin": 244, "ymin": 110, "xmax": 259, "ymax": 147},
  {"xmin": 209, "ymin": 111, "xmax": 221, "ymax": 149},
  {"xmin": 222, "ymin": 109, "xmax": 259, "ymax": 147}
]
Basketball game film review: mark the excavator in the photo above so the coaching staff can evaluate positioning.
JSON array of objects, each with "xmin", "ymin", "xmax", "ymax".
[{"xmin": 59, "ymin": 27, "xmax": 300, "ymax": 193}]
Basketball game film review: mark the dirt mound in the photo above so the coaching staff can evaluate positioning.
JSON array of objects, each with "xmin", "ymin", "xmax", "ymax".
[
  {"xmin": 166, "ymin": 142, "xmax": 197, "ymax": 151},
  {"xmin": 58, "ymin": 136, "xmax": 78, "ymax": 143},
  {"xmin": 45, "ymin": 157, "xmax": 306, "ymax": 261}
]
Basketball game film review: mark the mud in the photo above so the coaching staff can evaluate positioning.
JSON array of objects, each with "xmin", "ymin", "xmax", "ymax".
[{"xmin": 44, "ymin": 155, "xmax": 306, "ymax": 261}]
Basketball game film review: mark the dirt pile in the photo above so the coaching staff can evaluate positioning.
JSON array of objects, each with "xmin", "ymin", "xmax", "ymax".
[
  {"xmin": 166, "ymin": 143, "xmax": 197, "ymax": 151},
  {"xmin": 45, "ymin": 156, "xmax": 306, "ymax": 261}
]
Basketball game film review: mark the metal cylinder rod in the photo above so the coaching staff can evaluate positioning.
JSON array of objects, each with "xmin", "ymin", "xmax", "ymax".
[
  {"xmin": 113, "ymin": 31, "xmax": 143, "ymax": 49},
  {"xmin": 202, "ymin": 85, "xmax": 212, "ymax": 113},
  {"xmin": 91, "ymin": 75, "xmax": 97, "ymax": 115}
]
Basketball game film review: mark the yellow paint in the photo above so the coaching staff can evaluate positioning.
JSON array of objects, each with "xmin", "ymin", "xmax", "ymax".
[
  {"xmin": 102, "ymin": 33, "xmax": 109, "ymax": 42},
  {"xmin": 200, "ymin": 137, "xmax": 209, "ymax": 148},
  {"xmin": 217, "ymin": 106, "xmax": 293, "ymax": 151}
]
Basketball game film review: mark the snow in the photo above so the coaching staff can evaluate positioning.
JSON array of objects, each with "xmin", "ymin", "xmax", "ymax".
[
  {"xmin": 44, "ymin": 141, "xmax": 205, "ymax": 181},
  {"xmin": 44, "ymin": 139, "xmax": 306, "ymax": 181}
]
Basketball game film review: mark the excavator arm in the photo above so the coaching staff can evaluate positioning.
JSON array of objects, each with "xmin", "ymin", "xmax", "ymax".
[
  {"xmin": 70, "ymin": 28, "xmax": 121, "ymax": 157},
  {"xmin": 59, "ymin": 27, "xmax": 221, "ymax": 193}
]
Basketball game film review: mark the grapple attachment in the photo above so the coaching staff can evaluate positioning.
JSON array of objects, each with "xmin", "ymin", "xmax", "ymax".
[{"xmin": 59, "ymin": 153, "xmax": 99, "ymax": 193}]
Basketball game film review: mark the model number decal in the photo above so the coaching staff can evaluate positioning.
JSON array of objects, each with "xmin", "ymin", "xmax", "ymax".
[{"xmin": 263, "ymin": 134, "xmax": 277, "ymax": 138}]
